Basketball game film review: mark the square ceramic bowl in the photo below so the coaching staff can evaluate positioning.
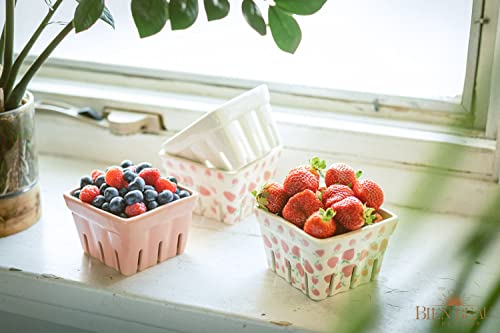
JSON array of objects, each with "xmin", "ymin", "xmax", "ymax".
[
  {"xmin": 63, "ymin": 186, "xmax": 198, "ymax": 276},
  {"xmin": 160, "ymin": 146, "xmax": 282, "ymax": 224},
  {"xmin": 162, "ymin": 84, "xmax": 281, "ymax": 171},
  {"xmin": 255, "ymin": 207, "xmax": 398, "ymax": 301}
]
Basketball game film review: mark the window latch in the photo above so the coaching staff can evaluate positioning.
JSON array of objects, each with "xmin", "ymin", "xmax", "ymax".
[
  {"xmin": 36, "ymin": 100, "xmax": 165, "ymax": 136},
  {"xmin": 474, "ymin": 17, "xmax": 490, "ymax": 25}
]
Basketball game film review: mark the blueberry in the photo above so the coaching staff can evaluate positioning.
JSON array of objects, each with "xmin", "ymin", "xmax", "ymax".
[
  {"xmin": 73, "ymin": 190, "xmax": 81, "ymax": 199},
  {"xmin": 172, "ymin": 193, "xmax": 180, "ymax": 201},
  {"xmin": 80, "ymin": 176, "xmax": 93, "ymax": 189},
  {"xmin": 136, "ymin": 162, "xmax": 152, "ymax": 174},
  {"xmin": 124, "ymin": 190, "xmax": 143, "ymax": 205},
  {"xmin": 119, "ymin": 212, "xmax": 128, "ymax": 219},
  {"xmin": 175, "ymin": 188, "xmax": 181, "ymax": 194},
  {"xmin": 119, "ymin": 188, "xmax": 128, "ymax": 197},
  {"xmin": 100, "ymin": 183, "xmax": 109, "ymax": 193},
  {"xmin": 167, "ymin": 176, "xmax": 178, "ymax": 184},
  {"xmin": 120, "ymin": 160, "xmax": 134, "ymax": 168},
  {"xmin": 95, "ymin": 175, "xmax": 106, "ymax": 188},
  {"xmin": 109, "ymin": 197, "xmax": 125, "ymax": 214},
  {"xmin": 144, "ymin": 190, "xmax": 158, "ymax": 202},
  {"xmin": 104, "ymin": 187, "xmax": 119, "ymax": 202},
  {"xmin": 146, "ymin": 201, "xmax": 159, "ymax": 211},
  {"xmin": 157, "ymin": 190, "xmax": 173, "ymax": 205},
  {"xmin": 128, "ymin": 177, "xmax": 145, "ymax": 192},
  {"xmin": 178, "ymin": 190, "xmax": 190, "ymax": 198},
  {"xmin": 123, "ymin": 170, "xmax": 137, "ymax": 183},
  {"xmin": 144, "ymin": 185, "xmax": 155, "ymax": 192},
  {"xmin": 91, "ymin": 195, "xmax": 106, "ymax": 208},
  {"xmin": 102, "ymin": 202, "xmax": 110, "ymax": 212}
]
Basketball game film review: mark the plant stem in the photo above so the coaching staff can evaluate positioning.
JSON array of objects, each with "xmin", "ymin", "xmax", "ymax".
[
  {"xmin": 3, "ymin": 0, "xmax": 64, "ymax": 97},
  {"xmin": 0, "ymin": 0, "xmax": 15, "ymax": 88},
  {"xmin": 5, "ymin": 21, "xmax": 74, "ymax": 110},
  {"xmin": 0, "ymin": 28, "xmax": 5, "ymax": 66}
]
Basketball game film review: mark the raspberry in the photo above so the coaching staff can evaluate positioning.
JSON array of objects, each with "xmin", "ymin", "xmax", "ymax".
[
  {"xmin": 139, "ymin": 168, "xmax": 161, "ymax": 185},
  {"xmin": 79, "ymin": 185, "xmax": 100, "ymax": 203},
  {"xmin": 125, "ymin": 202, "xmax": 147, "ymax": 217},
  {"xmin": 105, "ymin": 167, "xmax": 124, "ymax": 188},
  {"xmin": 91, "ymin": 169, "xmax": 105, "ymax": 181},
  {"xmin": 155, "ymin": 177, "xmax": 177, "ymax": 193}
]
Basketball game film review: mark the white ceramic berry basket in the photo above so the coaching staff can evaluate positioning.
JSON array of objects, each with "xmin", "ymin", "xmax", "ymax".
[
  {"xmin": 161, "ymin": 84, "xmax": 281, "ymax": 171},
  {"xmin": 160, "ymin": 146, "xmax": 282, "ymax": 224},
  {"xmin": 255, "ymin": 207, "xmax": 398, "ymax": 301}
]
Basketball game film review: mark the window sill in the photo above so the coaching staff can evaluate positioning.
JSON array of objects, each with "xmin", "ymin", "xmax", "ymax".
[{"xmin": 0, "ymin": 154, "xmax": 499, "ymax": 332}]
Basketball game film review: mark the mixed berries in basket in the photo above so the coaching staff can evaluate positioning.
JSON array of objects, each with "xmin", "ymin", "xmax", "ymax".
[{"xmin": 63, "ymin": 160, "xmax": 198, "ymax": 276}]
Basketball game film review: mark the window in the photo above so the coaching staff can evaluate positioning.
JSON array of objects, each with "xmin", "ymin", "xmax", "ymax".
[{"xmin": 7, "ymin": 0, "xmax": 500, "ymax": 135}]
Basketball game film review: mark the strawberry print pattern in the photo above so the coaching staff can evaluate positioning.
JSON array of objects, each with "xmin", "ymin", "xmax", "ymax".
[
  {"xmin": 161, "ymin": 148, "xmax": 282, "ymax": 224},
  {"xmin": 255, "ymin": 207, "xmax": 398, "ymax": 301}
]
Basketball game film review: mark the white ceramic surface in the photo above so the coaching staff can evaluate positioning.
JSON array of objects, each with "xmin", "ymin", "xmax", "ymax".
[
  {"xmin": 160, "ymin": 146, "xmax": 282, "ymax": 224},
  {"xmin": 161, "ymin": 85, "xmax": 281, "ymax": 171},
  {"xmin": 255, "ymin": 207, "xmax": 399, "ymax": 301}
]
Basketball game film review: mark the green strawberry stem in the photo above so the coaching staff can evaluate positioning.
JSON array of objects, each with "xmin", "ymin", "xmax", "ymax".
[
  {"xmin": 319, "ymin": 207, "xmax": 336, "ymax": 221},
  {"xmin": 363, "ymin": 205, "xmax": 376, "ymax": 224},
  {"xmin": 309, "ymin": 156, "xmax": 326, "ymax": 177}
]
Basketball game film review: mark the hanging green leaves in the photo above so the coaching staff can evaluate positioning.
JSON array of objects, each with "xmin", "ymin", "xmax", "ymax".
[
  {"xmin": 274, "ymin": 0, "xmax": 327, "ymax": 16},
  {"xmin": 204, "ymin": 0, "xmax": 230, "ymax": 21},
  {"xmin": 170, "ymin": 0, "xmax": 199, "ymax": 30},
  {"xmin": 73, "ymin": 0, "xmax": 104, "ymax": 33},
  {"xmin": 241, "ymin": 0, "xmax": 266, "ymax": 36},
  {"xmin": 268, "ymin": 6, "xmax": 302, "ymax": 54},
  {"xmin": 132, "ymin": 0, "xmax": 169, "ymax": 38}
]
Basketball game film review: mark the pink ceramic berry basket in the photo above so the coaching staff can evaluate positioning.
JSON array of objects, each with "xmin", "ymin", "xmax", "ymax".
[
  {"xmin": 160, "ymin": 146, "xmax": 282, "ymax": 225},
  {"xmin": 255, "ymin": 207, "xmax": 398, "ymax": 301},
  {"xmin": 63, "ymin": 186, "xmax": 198, "ymax": 276}
]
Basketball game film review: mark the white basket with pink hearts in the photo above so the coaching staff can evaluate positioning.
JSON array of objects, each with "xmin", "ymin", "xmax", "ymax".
[
  {"xmin": 160, "ymin": 146, "xmax": 282, "ymax": 224},
  {"xmin": 255, "ymin": 207, "xmax": 398, "ymax": 301}
]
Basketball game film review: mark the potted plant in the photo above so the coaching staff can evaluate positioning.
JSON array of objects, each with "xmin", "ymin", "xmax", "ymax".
[{"xmin": 0, "ymin": 0, "xmax": 326, "ymax": 236}]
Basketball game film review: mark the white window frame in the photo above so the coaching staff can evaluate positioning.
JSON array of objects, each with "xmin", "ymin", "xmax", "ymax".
[{"xmin": 24, "ymin": 0, "xmax": 498, "ymax": 131}]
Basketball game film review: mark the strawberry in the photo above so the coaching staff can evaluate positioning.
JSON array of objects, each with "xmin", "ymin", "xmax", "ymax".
[
  {"xmin": 283, "ymin": 157, "xmax": 326, "ymax": 196},
  {"xmin": 282, "ymin": 189, "xmax": 323, "ymax": 228},
  {"xmin": 373, "ymin": 211, "xmax": 384, "ymax": 223},
  {"xmin": 322, "ymin": 184, "xmax": 354, "ymax": 208},
  {"xmin": 353, "ymin": 179, "xmax": 384, "ymax": 210},
  {"xmin": 325, "ymin": 163, "xmax": 362, "ymax": 188},
  {"xmin": 252, "ymin": 182, "xmax": 289, "ymax": 214},
  {"xmin": 332, "ymin": 196, "xmax": 376, "ymax": 231},
  {"xmin": 304, "ymin": 208, "xmax": 336, "ymax": 239}
]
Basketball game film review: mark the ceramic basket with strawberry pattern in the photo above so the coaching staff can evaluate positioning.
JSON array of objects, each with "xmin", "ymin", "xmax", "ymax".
[
  {"xmin": 160, "ymin": 146, "xmax": 282, "ymax": 224},
  {"xmin": 255, "ymin": 207, "xmax": 398, "ymax": 301}
]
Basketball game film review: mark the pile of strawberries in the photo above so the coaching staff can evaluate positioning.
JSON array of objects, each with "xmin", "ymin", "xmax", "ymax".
[{"xmin": 253, "ymin": 157, "xmax": 385, "ymax": 239}]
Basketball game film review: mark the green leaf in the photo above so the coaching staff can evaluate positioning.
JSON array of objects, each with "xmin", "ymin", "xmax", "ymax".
[
  {"xmin": 204, "ymin": 0, "xmax": 230, "ymax": 21},
  {"xmin": 241, "ymin": 0, "xmax": 266, "ymax": 36},
  {"xmin": 73, "ymin": 0, "xmax": 104, "ymax": 33},
  {"xmin": 132, "ymin": 0, "xmax": 169, "ymax": 38},
  {"xmin": 101, "ymin": 5, "xmax": 115, "ymax": 29},
  {"xmin": 268, "ymin": 6, "xmax": 301, "ymax": 54},
  {"xmin": 274, "ymin": 0, "xmax": 327, "ymax": 16},
  {"xmin": 169, "ymin": 0, "xmax": 199, "ymax": 30}
]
